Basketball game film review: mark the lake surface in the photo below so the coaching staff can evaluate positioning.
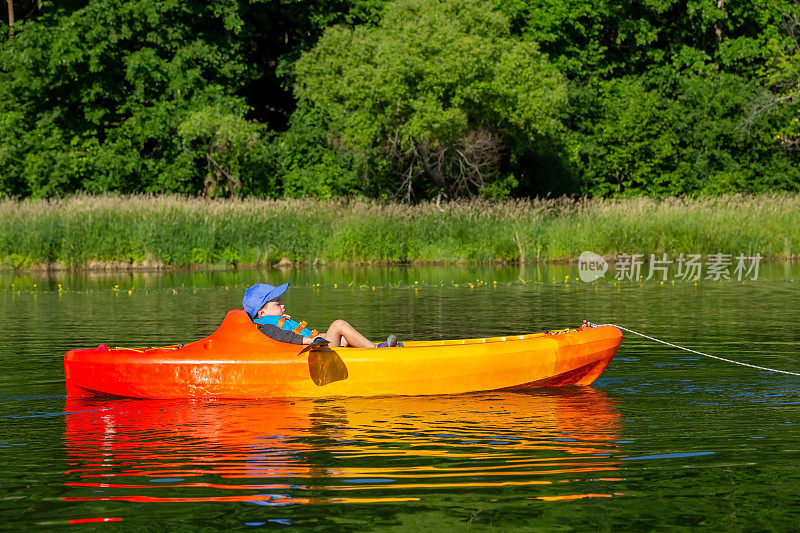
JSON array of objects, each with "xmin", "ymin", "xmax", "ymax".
[{"xmin": 1, "ymin": 265, "xmax": 799, "ymax": 530}]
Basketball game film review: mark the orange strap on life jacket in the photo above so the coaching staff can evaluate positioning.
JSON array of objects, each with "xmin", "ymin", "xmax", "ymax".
[
  {"xmin": 277, "ymin": 315, "xmax": 317, "ymax": 337},
  {"xmin": 295, "ymin": 322, "xmax": 320, "ymax": 337}
]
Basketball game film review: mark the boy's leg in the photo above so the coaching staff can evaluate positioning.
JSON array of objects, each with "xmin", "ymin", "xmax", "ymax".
[{"xmin": 322, "ymin": 319, "xmax": 376, "ymax": 348}]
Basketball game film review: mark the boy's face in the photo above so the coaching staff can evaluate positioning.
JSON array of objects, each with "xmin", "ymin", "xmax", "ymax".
[{"xmin": 256, "ymin": 297, "xmax": 285, "ymax": 318}]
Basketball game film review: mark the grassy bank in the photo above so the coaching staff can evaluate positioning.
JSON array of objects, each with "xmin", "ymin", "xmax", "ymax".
[{"xmin": 0, "ymin": 194, "xmax": 797, "ymax": 269}]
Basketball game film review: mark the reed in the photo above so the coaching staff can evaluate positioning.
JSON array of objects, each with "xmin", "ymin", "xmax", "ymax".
[{"xmin": 0, "ymin": 194, "xmax": 797, "ymax": 269}]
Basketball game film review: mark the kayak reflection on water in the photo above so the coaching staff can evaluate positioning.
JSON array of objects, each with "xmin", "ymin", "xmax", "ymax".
[{"xmin": 62, "ymin": 389, "xmax": 624, "ymax": 506}]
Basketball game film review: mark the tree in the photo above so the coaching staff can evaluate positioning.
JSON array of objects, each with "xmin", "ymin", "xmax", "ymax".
[
  {"xmin": 291, "ymin": 0, "xmax": 567, "ymax": 200},
  {"xmin": 749, "ymin": 1, "xmax": 800, "ymax": 149},
  {"xmin": 5, "ymin": 0, "xmax": 13, "ymax": 34},
  {"xmin": 494, "ymin": 0, "xmax": 786, "ymax": 81},
  {"xmin": 177, "ymin": 105, "xmax": 275, "ymax": 198},
  {"xmin": 494, "ymin": 0, "xmax": 800, "ymax": 196},
  {"xmin": 572, "ymin": 71, "xmax": 800, "ymax": 196},
  {"xmin": 0, "ymin": 0, "xmax": 258, "ymax": 196},
  {"xmin": 0, "ymin": 0, "xmax": 384, "ymax": 198}
]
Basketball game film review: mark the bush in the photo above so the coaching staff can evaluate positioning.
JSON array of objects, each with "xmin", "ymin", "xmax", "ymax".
[{"xmin": 291, "ymin": 0, "xmax": 567, "ymax": 200}]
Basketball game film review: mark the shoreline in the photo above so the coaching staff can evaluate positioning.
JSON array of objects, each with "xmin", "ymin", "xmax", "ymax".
[
  {"xmin": 2, "ymin": 194, "xmax": 798, "ymax": 270},
  {"xmin": 4, "ymin": 254, "xmax": 796, "ymax": 274}
]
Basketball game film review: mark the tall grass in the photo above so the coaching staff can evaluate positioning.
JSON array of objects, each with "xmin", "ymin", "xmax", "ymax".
[{"xmin": 0, "ymin": 194, "xmax": 797, "ymax": 269}]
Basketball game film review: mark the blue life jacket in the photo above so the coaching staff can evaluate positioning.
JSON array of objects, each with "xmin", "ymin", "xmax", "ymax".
[{"xmin": 253, "ymin": 314, "xmax": 318, "ymax": 337}]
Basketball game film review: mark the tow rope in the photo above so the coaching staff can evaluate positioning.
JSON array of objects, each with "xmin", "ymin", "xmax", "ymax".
[{"xmin": 585, "ymin": 321, "xmax": 800, "ymax": 378}]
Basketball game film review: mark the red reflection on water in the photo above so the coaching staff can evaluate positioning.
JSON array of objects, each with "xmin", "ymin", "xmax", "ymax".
[
  {"xmin": 536, "ymin": 493, "xmax": 619, "ymax": 501},
  {"xmin": 63, "ymin": 390, "xmax": 623, "ymax": 504},
  {"xmin": 67, "ymin": 517, "xmax": 123, "ymax": 524}
]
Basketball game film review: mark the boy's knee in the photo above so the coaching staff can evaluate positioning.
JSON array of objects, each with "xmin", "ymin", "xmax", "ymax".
[{"xmin": 330, "ymin": 319, "xmax": 349, "ymax": 329}]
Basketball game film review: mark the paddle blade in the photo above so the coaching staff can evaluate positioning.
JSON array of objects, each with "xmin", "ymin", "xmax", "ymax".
[{"xmin": 308, "ymin": 351, "xmax": 349, "ymax": 386}]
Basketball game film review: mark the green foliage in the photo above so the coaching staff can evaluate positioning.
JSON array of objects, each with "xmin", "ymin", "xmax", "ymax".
[
  {"xmin": 273, "ymin": 101, "xmax": 364, "ymax": 198},
  {"xmin": 177, "ymin": 104, "xmax": 274, "ymax": 197},
  {"xmin": 1, "ymin": 0, "xmax": 799, "ymax": 199},
  {"xmin": 493, "ymin": 0, "xmax": 800, "ymax": 197},
  {"xmin": 0, "ymin": 0, "xmax": 258, "ymax": 197},
  {"xmin": 494, "ymin": 0, "xmax": 788, "ymax": 79},
  {"xmin": 291, "ymin": 0, "xmax": 567, "ymax": 199},
  {"xmin": 574, "ymin": 78, "xmax": 677, "ymax": 195},
  {"xmin": 0, "ymin": 0, "xmax": 384, "ymax": 198},
  {"xmin": 571, "ymin": 72, "xmax": 800, "ymax": 196},
  {"xmin": 756, "ymin": 1, "xmax": 800, "ymax": 148}
]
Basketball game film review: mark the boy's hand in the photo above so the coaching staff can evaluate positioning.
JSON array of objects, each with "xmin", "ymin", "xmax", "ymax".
[
  {"xmin": 302, "ymin": 335, "xmax": 330, "ymax": 346},
  {"xmin": 298, "ymin": 336, "xmax": 331, "ymax": 355}
]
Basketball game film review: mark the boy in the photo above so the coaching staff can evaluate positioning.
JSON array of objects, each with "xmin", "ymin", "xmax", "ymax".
[{"xmin": 243, "ymin": 282, "xmax": 400, "ymax": 348}]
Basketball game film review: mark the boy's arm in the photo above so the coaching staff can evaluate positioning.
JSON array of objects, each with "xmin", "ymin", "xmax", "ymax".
[{"xmin": 255, "ymin": 323, "xmax": 304, "ymax": 345}]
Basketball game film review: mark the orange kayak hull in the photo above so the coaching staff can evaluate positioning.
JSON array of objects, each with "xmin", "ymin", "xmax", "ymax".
[{"xmin": 64, "ymin": 310, "xmax": 622, "ymax": 399}]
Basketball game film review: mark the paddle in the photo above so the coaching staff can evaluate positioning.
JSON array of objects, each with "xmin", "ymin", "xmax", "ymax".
[
  {"xmin": 299, "ymin": 337, "xmax": 349, "ymax": 386},
  {"xmin": 298, "ymin": 336, "xmax": 331, "ymax": 355}
]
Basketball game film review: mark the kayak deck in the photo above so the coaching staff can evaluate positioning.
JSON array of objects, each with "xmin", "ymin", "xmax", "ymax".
[
  {"xmin": 64, "ymin": 310, "xmax": 622, "ymax": 399},
  {"xmin": 402, "ymin": 333, "xmax": 546, "ymax": 347}
]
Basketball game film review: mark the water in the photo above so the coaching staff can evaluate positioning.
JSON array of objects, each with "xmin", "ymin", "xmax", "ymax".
[{"xmin": 2, "ymin": 265, "xmax": 800, "ymax": 529}]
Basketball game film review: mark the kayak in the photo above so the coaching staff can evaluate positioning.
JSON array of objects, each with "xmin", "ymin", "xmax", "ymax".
[{"xmin": 64, "ymin": 310, "xmax": 622, "ymax": 399}]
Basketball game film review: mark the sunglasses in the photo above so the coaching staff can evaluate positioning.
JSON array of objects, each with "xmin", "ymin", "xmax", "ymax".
[{"xmin": 267, "ymin": 298, "xmax": 283, "ymax": 305}]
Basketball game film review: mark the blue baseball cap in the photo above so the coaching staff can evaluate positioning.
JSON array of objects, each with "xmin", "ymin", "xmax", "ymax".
[{"xmin": 243, "ymin": 282, "xmax": 290, "ymax": 319}]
